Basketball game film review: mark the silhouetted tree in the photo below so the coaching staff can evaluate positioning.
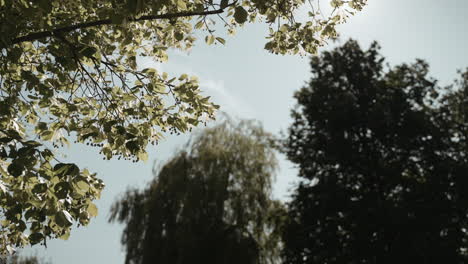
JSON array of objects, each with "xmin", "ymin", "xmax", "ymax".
[
  {"xmin": 282, "ymin": 40, "xmax": 468, "ymax": 264},
  {"xmin": 109, "ymin": 119, "xmax": 285, "ymax": 264}
]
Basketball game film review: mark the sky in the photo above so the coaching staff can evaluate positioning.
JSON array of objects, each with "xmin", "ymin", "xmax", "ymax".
[{"xmin": 21, "ymin": 0, "xmax": 468, "ymax": 263}]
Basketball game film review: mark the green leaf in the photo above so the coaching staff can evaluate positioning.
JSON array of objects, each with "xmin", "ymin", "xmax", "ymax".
[
  {"xmin": 80, "ymin": 46, "xmax": 98, "ymax": 58},
  {"xmin": 40, "ymin": 130, "xmax": 53, "ymax": 141},
  {"xmin": 194, "ymin": 20, "xmax": 204, "ymax": 29},
  {"xmin": 138, "ymin": 151, "xmax": 148, "ymax": 162},
  {"xmin": 216, "ymin": 37, "xmax": 226, "ymax": 45},
  {"xmin": 56, "ymin": 210, "xmax": 73, "ymax": 227},
  {"xmin": 174, "ymin": 32, "xmax": 184, "ymax": 41},
  {"xmin": 24, "ymin": 140, "xmax": 42, "ymax": 147},
  {"xmin": 17, "ymin": 220, "xmax": 26, "ymax": 232},
  {"xmin": 234, "ymin": 6, "xmax": 248, "ymax": 24},
  {"xmin": 205, "ymin": 35, "xmax": 215, "ymax": 45},
  {"xmin": 59, "ymin": 231, "xmax": 70, "ymax": 240},
  {"xmin": 28, "ymin": 232, "xmax": 44, "ymax": 245},
  {"xmin": 330, "ymin": 0, "xmax": 344, "ymax": 8},
  {"xmin": 0, "ymin": 136, "xmax": 13, "ymax": 144},
  {"xmin": 76, "ymin": 180, "xmax": 90, "ymax": 193},
  {"xmin": 87, "ymin": 203, "xmax": 98, "ymax": 218},
  {"xmin": 54, "ymin": 163, "xmax": 80, "ymax": 178},
  {"xmin": 7, "ymin": 162, "xmax": 24, "ymax": 177},
  {"xmin": 220, "ymin": 0, "xmax": 229, "ymax": 8},
  {"xmin": 32, "ymin": 183, "xmax": 48, "ymax": 194},
  {"xmin": 54, "ymin": 182, "xmax": 71, "ymax": 199},
  {"xmin": 177, "ymin": 0, "xmax": 187, "ymax": 9}
]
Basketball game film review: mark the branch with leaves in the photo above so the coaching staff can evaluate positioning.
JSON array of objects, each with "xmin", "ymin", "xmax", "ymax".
[
  {"xmin": 10, "ymin": 7, "xmax": 233, "ymax": 45},
  {"xmin": 0, "ymin": 0, "xmax": 366, "ymax": 254}
]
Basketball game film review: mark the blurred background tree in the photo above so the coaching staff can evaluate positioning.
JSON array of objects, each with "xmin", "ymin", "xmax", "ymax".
[
  {"xmin": 109, "ymin": 119, "xmax": 285, "ymax": 264},
  {"xmin": 1, "ymin": 253, "xmax": 51, "ymax": 264},
  {"xmin": 282, "ymin": 40, "xmax": 468, "ymax": 263}
]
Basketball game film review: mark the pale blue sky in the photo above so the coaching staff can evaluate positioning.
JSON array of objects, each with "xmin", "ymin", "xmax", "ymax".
[{"xmin": 22, "ymin": 0, "xmax": 468, "ymax": 263}]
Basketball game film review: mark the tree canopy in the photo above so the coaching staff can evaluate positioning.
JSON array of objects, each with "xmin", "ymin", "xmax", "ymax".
[
  {"xmin": 109, "ymin": 119, "xmax": 285, "ymax": 264},
  {"xmin": 282, "ymin": 40, "xmax": 468, "ymax": 263},
  {"xmin": 2, "ymin": 253, "xmax": 50, "ymax": 264},
  {"xmin": 0, "ymin": 0, "xmax": 366, "ymax": 254}
]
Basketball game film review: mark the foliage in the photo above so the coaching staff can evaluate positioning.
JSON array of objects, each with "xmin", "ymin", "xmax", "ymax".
[
  {"xmin": 1, "ymin": 253, "xmax": 51, "ymax": 264},
  {"xmin": 282, "ymin": 40, "xmax": 468, "ymax": 263},
  {"xmin": 109, "ymin": 119, "xmax": 285, "ymax": 264},
  {"xmin": 0, "ymin": 0, "xmax": 366, "ymax": 253}
]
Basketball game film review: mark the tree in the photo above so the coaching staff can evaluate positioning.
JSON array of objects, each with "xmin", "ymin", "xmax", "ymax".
[
  {"xmin": 1, "ymin": 252, "xmax": 51, "ymax": 264},
  {"xmin": 0, "ymin": 0, "xmax": 366, "ymax": 253},
  {"xmin": 282, "ymin": 40, "xmax": 468, "ymax": 263},
  {"xmin": 109, "ymin": 119, "xmax": 285, "ymax": 264}
]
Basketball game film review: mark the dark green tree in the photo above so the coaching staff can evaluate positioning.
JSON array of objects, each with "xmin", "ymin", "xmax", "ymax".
[
  {"xmin": 282, "ymin": 40, "xmax": 468, "ymax": 263},
  {"xmin": 109, "ymin": 119, "xmax": 285, "ymax": 264}
]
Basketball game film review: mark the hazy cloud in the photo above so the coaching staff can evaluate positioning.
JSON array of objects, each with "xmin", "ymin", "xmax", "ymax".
[{"xmin": 199, "ymin": 78, "xmax": 255, "ymax": 118}]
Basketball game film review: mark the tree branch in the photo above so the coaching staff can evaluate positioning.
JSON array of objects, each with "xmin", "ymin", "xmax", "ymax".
[{"xmin": 11, "ymin": 8, "xmax": 227, "ymax": 45}]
